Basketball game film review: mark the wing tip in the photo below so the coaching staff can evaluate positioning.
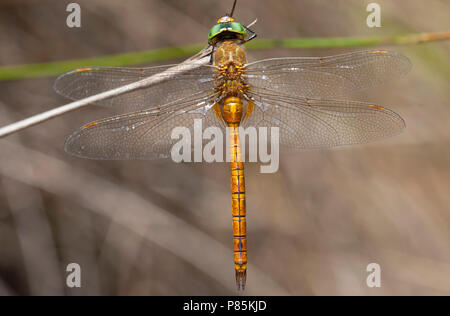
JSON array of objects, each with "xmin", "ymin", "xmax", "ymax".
[
  {"xmin": 53, "ymin": 66, "xmax": 97, "ymax": 96},
  {"xmin": 370, "ymin": 49, "xmax": 413, "ymax": 75}
]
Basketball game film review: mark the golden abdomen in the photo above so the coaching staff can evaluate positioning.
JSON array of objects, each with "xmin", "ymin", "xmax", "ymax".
[{"xmin": 223, "ymin": 96, "xmax": 243, "ymax": 126}]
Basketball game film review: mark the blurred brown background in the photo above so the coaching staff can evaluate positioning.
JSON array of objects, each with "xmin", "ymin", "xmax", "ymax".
[{"xmin": 0, "ymin": 0, "xmax": 449, "ymax": 295}]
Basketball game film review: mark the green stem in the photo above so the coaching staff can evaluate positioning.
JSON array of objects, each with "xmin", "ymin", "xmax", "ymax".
[{"xmin": 0, "ymin": 31, "xmax": 449, "ymax": 81}]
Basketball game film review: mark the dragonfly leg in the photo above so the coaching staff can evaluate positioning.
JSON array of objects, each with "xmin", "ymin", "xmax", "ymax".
[
  {"xmin": 210, "ymin": 45, "xmax": 216, "ymax": 64},
  {"xmin": 241, "ymin": 26, "xmax": 257, "ymax": 44}
]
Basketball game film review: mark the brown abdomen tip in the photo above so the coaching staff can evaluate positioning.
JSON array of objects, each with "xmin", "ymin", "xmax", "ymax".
[{"xmin": 235, "ymin": 269, "xmax": 247, "ymax": 291}]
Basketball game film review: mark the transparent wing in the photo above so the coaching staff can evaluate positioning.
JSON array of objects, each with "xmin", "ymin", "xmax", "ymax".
[
  {"xmin": 64, "ymin": 94, "xmax": 226, "ymax": 160},
  {"xmin": 54, "ymin": 64, "xmax": 217, "ymax": 112},
  {"xmin": 244, "ymin": 50, "xmax": 411, "ymax": 99},
  {"xmin": 244, "ymin": 91, "xmax": 405, "ymax": 148}
]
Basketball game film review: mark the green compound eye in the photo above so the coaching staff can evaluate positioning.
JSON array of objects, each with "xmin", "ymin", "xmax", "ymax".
[{"xmin": 208, "ymin": 22, "xmax": 247, "ymax": 44}]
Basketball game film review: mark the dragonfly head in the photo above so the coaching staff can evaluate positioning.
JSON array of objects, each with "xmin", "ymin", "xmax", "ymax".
[{"xmin": 208, "ymin": 16, "xmax": 247, "ymax": 45}]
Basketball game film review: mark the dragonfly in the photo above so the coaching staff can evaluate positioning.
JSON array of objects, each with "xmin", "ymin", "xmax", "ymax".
[{"xmin": 54, "ymin": 1, "xmax": 411, "ymax": 291}]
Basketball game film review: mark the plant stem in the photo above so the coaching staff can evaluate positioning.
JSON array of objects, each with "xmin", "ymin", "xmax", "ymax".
[{"xmin": 0, "ymin": 31, "xmax": 448, "ymax": 81}]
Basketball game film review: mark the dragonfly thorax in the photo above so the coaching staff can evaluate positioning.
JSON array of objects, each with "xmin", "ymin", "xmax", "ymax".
[
  {"xmin": 213, "ymin": 41, "xmax": 249, "ymax": 126},
  {"xmin": 214, "ymin": 41, "xmax": 248, "ymax": 95},
  {"xmin": 213, "ymin": 40, "xmax": 247, "ymax": 66}
]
